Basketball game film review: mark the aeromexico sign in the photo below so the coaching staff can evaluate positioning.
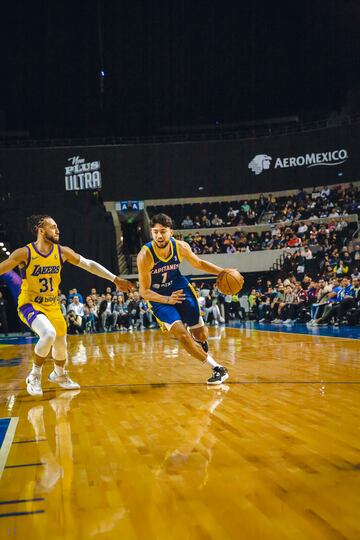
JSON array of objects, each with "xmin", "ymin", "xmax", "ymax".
[
  {"xmin": 248, "ymin": 149, "xmax": 349, "ymax": 175},
  {"xmin": 64, "ymin": 155, "xmax": 102, "ymax": 190}
]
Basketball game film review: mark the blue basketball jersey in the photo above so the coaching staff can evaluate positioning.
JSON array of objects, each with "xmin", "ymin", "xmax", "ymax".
[{"xmin": 144, "ymin": 237, "xmax": 189, "ymax": 296}]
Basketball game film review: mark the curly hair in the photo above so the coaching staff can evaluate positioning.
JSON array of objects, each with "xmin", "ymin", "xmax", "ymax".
[
  {"xmin": 150, "ymin": 213, "xmax": 173, "ymax": 228},
  {"xmin": 27, "ymin": 214, "xmax": 51, "ymax": 236}
]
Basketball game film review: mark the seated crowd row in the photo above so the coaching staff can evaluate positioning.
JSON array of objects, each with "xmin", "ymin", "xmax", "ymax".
[
  {"xmin": 175, "ymin": 220, "xmax": 358, "ymax": 259},
  {"xmin": 147, "ymin": 183, "xmax": 359, "ymax": 229}
]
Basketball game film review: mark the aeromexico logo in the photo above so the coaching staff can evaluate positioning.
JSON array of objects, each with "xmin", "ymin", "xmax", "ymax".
[
  {"xmin": 248, "ymin": 149, "xmax": 348, "ymax": 175},
  {"xmin": 65, "ymin": 156, "xmax": 102, "ymax": 190}
]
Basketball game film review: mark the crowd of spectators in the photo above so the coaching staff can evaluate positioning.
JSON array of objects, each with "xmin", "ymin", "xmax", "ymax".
[
  {"xmin": 248, "ymin": 273, "xmax": 360, "ymax": 327},
  {"xmin": 175, "ymin": 218, "xmax": 354, "ymax": 256},
  {"xmin": 148, "ymin": 183, "xmax": 360, "ymax": 230},
  {"xmin": 60, "ymin": 287, "xmax": 157, "ymax": 335}
]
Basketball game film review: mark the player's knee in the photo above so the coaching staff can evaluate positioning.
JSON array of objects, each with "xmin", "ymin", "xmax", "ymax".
[
  {"xmin": 172, "ymin": 325, "xmax": 190, "ymax": 343},
  {"xmin": 192, "ymin": 326, "xmax": 208, "ymax": 342},
  {"xmin": 43, "ymin": 327, "xmax": 56, "ymax": 346}
]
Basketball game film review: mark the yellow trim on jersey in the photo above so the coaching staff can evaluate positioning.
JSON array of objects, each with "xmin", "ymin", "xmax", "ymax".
[
  {"xmin": 152, "ymin": 239, "xmax": 174, "ymax": 263},
  {"xmin": 188, "ymin": 282, "xmax": 201, "ymax": 307},
  {"xmin": 144, "ymin": 245, "xmax": 155, "ymax": 267},
  {"xmin": 147, "ymin": 301, "xmax": 167, "ymax": 333},
  {"xmin": 175, "ymin": 240, "xmax": 183, "ymax": 262}
]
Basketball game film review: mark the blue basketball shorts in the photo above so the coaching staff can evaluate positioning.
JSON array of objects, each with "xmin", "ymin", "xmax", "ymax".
[{"xmin": 149, "ymin": 285, "xmax": 204, "ymax": 331}]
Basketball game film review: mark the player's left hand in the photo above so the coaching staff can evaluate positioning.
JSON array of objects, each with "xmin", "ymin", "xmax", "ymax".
[{"xmin": 114, "ymin": 276, "xmax": 134, "ymax": 293}]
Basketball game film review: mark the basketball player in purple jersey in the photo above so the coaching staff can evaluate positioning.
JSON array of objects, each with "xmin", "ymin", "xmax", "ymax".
[{"xmin": 0, "ymin": 214, "xmax": 133, "ymax": 396}]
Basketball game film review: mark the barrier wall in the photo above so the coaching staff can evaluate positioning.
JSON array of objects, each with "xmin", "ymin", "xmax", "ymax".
[
  {"xmin": 0, "ymin": 123, "xmax": 359, "ymax": 200},
  {"xmin": 179, "ymin": 249, "xmax": 293, "ymax": 275}
]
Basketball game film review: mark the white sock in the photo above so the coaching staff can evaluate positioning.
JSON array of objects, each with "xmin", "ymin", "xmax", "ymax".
[
  {"xmin": 205, "ymin": 354, "xmax": 221, "ymax": 369},
  {"xmin": 31, "ymin": 363, "xmax": 43, "ymax": 376},
  {"xmin": 54, "ymin": 364, "xmax": 65, "ymax": 376}
]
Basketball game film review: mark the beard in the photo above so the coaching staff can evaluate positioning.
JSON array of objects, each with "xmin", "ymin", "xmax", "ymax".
[
  {"xmin": 45, "ymin": 233, "xmax": 59, "ymax": 244},
  {"xmin": 155, "ymin": 239, "xmax": 169, "ymax": 248}
]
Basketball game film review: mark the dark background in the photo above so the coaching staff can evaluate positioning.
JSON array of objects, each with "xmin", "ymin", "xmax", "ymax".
[
  {"xmin": 1, "ymin": 0, "xmax": 360, "ymax": 139},
  {"xmin": 0, "ymin": 122, "xmax": 358, "ymax": 199}
]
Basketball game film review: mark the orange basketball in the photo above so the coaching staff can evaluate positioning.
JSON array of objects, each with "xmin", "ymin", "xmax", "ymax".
[{"xmin": 216, "ymin": 269, "xmax": 244, "ymax": 295}]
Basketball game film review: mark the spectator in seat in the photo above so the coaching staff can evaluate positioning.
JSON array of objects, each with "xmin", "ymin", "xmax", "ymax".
[
  {"xmin": 67, "ymin": 309, "xmax": 83, "ymax": 335},
  {"xmin": 297, "ymin": 221, "xmax": 308, "ymax": 238},
  {"xmin": 230, "ymin": 293, "xmax": 246, "ymax": 321},
  {"xmin": 139, "ymin": 298, "xmax": 154, "ymax": 328},
  {"xmin": 288, "ymin": 232, "xmax": 301, "ymax": 248},
  {"xmin": 241, "ymin": 201, "xmax": 250, "ymax": 214},
  {"xmin": 99, "ymin": 292, "xmax": 118, "ymax": 331},
  {"xmin": 67, "ymin": 295, "xmax": 84, "ymax": 332},
  {"xmin": 333, "ymin": 260, "xmax": 349, "ymax": 277},
  {"xmin": 181, "ymin": 215, "xmax": 194, "ymax": 228},
  {"xmin": 83, "ymin": 305, "xmax": 97, "ymax": 333},
  {"xmin": 114, "ymin": 296, "xmax": 130, "ymax": 330},
  {"xmin": 67, "ymin": 288, "xmax": 84, "ymax": 304},
  {"xmin": 211, "ymin": 214, "xmax": 224, "ymax": 227},
  {"xmin": 226, "ymin": 207, "xmax": 238, "ymax": 224},
  {"xmin": 302, "ymin": 246, "xmax": 313, "ymax": 260},
  {"xmin": 126, "ymin": 291, "xmax": 141, "ymax": 329}
]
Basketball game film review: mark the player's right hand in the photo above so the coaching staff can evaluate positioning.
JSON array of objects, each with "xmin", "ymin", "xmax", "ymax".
[{"xmin": 167, "ymin": 290, "xmax": 186, "ymax": 304}]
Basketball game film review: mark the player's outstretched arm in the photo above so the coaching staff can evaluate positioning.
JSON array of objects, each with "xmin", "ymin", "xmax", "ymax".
[
  {"xmin": 0, "ymin": 247, "xmax": 28, "ymax": 276},
  {"xmin": 177, "ymin": 241, "xmax": 236, "ymax": 276},
  {"xmin": 61, "ymin": 246, "xmax": 134, "ymax": 293},
  {"xmin": 137, "ymin": 247, "xmax": 185, "ymax": 305}
]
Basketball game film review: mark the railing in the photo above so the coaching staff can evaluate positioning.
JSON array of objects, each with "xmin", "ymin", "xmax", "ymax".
[{"xmin": 1, "ymin": 114, "xmax": 359, "ymax": 149}]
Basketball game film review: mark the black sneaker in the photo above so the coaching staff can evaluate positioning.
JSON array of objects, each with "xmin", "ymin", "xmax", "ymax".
[{"xmin": 207, "ymin": 366, "xmax": 229, "ymax": 385}]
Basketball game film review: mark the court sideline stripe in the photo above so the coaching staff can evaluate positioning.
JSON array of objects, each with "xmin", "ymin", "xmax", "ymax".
[
  {"xmin": 0, "ymin": 498, "xmax": 44, "ymax": 505},
  {"xmin": 0, "ymin": 510, "xmax": 45, "ymax": 518},
  {"xmin": 5, "ymin": 462, "xmax": 45, "ymax": 469},
  {"xmin": 13, "ymin": 439, "xmax": 47, "ymax": 444}
]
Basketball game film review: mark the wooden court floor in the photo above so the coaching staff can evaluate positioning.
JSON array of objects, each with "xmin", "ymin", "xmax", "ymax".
[{"xmin": 0, "ymin": 327, "xmax": 359, "ymax": 540}]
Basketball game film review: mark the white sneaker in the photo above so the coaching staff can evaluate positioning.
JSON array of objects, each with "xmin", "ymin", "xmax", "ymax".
[
  {"xmin": 26, "ymin": 373, "xmax": 43, "ymax": 397},
  {"xmin": 48, "ymin": 370, "xmax": 80, "ymax": 390},
  {"xmin": 284, "ymin": 319, "xmax": 293, "ymax": 324}
]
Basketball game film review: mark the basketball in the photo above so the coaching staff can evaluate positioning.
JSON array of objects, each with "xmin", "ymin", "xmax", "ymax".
[{"xmin": 216, "ymin": 269, "xmax": 244, "ymax": 295}]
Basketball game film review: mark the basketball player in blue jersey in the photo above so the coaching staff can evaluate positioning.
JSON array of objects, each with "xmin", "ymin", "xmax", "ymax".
[{"xmin": 137, "ymin": 213, "xmax": 237, "ymax": 384}]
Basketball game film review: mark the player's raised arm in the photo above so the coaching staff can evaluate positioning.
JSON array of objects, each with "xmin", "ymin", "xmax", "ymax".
[
  {"xmin": 0, "ymin": 247, "xmax": 28, "ymax": 275},
  {"xmin": 137, "ymin": 247, "xmax": 185, "ymax": 305},
  {"xmin": 60, "ymin": 245, "xmax": 134, "ymax": 293}
]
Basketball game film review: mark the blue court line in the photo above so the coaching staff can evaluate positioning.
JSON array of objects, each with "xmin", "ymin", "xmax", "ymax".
[
  {"xmin": 13, "ymin": 439, "xmax": 47, "ymax": 444},
  {"xmin": 4, "ymin": 462, "xmax": 45, "ymax": 469},
  {"xmin": 0, "ymin": 419, "xmax": 10, "ymax": 448},
  {"xmin": 0, "ymin": 336, "xmax": 37, "ymax": 345},
  {"xmin": 228, "ymin": 320, "xmax": 360, "ymax": 340},
  {"xmin": 0, "ymin": 498, "xmax": 44, "ymax": 505},
  {"xmin": 0, "ymin": 510, "xmax": 45, "ymax": 518},
  {"xmin": 0, "ymin": 418, "xmax": 18, "ymax": 479}
]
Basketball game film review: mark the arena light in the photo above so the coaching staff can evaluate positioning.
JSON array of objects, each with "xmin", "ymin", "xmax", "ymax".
[
  {"xmin": 2, "ymin": 247, "xmax": 6, "ymax": 251},
  {"xmin": 6, "ymin": 251, "xmax": 10, "ymax": 255},
  {"xmin": 0, "ymin": 242, "xmax": 4, "ymax": 247}
]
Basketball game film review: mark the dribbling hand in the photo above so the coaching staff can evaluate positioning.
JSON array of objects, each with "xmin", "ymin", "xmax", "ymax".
[
  {"xmin": 166, "ymin": 290, "xmax": 186, "ymax": 304},
  {"xmin": 114, "ymin": 276, "xmax": 135, "ymax": 294}
]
